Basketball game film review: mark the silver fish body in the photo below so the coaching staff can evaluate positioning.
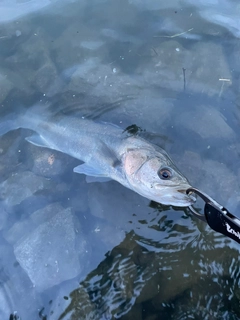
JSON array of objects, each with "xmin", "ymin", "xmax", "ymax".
[{"xmin": 0, "ymin": 107, "xmax": 194, "ymax": 206}]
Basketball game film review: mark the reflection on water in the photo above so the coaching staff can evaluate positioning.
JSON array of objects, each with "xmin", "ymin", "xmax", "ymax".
[
  {"xmin": 0, "ymin": 0, "xmax": 240, "ymax": 319},
  {"xmin": 53, "ymin": 229, "xmax": 240, "ymax": 319}
]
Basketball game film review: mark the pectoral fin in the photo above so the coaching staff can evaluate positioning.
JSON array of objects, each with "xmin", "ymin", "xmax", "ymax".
[
  {"xmin": 25, "ymin": 135, "xmax": 50, "ymax": 148},
  {"xmin": 73, "ymin": 163, "xmax": 111, "ymax": 183}
]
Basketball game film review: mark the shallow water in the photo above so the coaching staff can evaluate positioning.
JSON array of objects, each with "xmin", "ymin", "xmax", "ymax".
[{"xmin": 0, "ymin": 0, "xmax": 240, "ymax": 319}]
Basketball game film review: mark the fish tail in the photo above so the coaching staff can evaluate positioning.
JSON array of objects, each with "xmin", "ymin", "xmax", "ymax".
[
  {"xmin": 0, "ymin": 102, "xmax": 52, "ymax": 136},
  {"xmin": 27, "ymin": 102, "xmax": 52, "ymax": 116},
  {"xmin": 0, "ymin": 112, "xmax": 20, "ymax": 136}
]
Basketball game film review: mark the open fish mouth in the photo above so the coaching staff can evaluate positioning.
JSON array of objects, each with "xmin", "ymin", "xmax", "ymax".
[
  {"xmin": 154, "ymin": 185, "xmax": 196, "ymax": 206},
  {"xmin": 178, "ymin": 189, "xmax": 196, "ymax": 203},
  {"xmin": 178, "ymin": 189, "xmax": 191, "ymax": 194}
]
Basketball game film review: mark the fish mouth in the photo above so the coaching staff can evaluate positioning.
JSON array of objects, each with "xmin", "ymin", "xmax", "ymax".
[
  {"xmin": 178, "ymin": 189, "xmax": 191, "ymax": 195},
  {"xmin": 153, "ymin": 185, "xmax": 196, "ymax": 206},
  {"xmin": 177, "ymin": 188, "xmax": 196, "ymax": 204}
]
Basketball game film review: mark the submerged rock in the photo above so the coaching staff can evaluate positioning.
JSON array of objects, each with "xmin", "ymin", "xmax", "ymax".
[
  {"xmin": 177, "ymin": 105, "xmax": 234, "ymax": 139},
  {"xmin": 49, "ymin": 282, "xmax": 98, "ymax": 320},
  {"xmin": 24, "ymin": 143, "xmax": 74, "ymax": 178},
  {"xmin": 0, "ymin": 241, "xmax": 42, "ymax": 319},
  {"xmin": 6, "ymin": 203, "xmax": 87, "ymax": 292},
  {"xmin": 0, "ymin": 171, "xmax": 52, "ymax": 207},
  {"xmin": 0, "ymin": 206, "xmax": 8, "ymax": 231},
  {"xmin": 0, "ymin": 72, "xmax": 14, "ymax": 104},
  {"xmin": 178, "ymin": 150, "xmax": 240, "ymax": 212},
  {"xmin": 0, "ymin": 132, "xmax": 22, "ymax": 183}
]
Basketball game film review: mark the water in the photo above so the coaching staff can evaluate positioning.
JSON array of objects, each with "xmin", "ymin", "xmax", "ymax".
[{"xmin": 0, "ymin": 0, "xmax": 240, "ymax": 319}]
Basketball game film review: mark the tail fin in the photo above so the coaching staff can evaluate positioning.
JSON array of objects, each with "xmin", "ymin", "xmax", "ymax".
[
  {"xmin": 0, "ymin": 113, "xmax": 19, "ymax": 136},
  {"xmin": 0, "ymin": 101, "xmax": 68, "ymax": 137},
  {"xmin": 0, "ymin": 103, "xmax": 51, "ymax": 136}
]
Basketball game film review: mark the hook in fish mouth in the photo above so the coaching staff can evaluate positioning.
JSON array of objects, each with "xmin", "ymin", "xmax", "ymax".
[
  {"xmin": 178, "ymin": 189, "xmax": 196, "ymax": 202},
  {"xmin": 178, "ymin": 189, "xmax": 192, "ymax": 194}
]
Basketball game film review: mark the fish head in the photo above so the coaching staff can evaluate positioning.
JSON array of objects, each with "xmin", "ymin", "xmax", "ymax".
[{"xmin": 122, "ymin": 148, "xmax": 195, "ymax": 207}]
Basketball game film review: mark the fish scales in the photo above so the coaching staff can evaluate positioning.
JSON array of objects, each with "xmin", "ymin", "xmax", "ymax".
[{"xmin": 0, "ymin": 106, "xmax": 194, "ymax": 206}]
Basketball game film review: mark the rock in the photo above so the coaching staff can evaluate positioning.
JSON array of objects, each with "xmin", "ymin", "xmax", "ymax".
[
  {"xmin": 4, "ymin": 203, "xmax": 64, "ymax": 245},
  {"xmin": 63, "ymin": 233, "xmax": 144, "ymax": 319},
  {"xmin": 177, "ymin": 105, "xmax": 234, "ymax": 139},
  {"xmin": 90, "ymin": 222, "xmax": 125, "ymax": 249},
  {"xmin": 34, "ymin": 62, "xmax": 58, "ymax": 93},
  {"xmin": 0, "ymin": 0, "xmax": 57, "ymax": 23},
  {"xmin": 5, "ymin": 28, "xmax": 58, "ymax": 94},
  {"xmin": 178, "ymin": 150, "xmax": 240, "ymax": 212},
  {"xmin": 0, "ymin": 131, "xmax": 20, "ymax": 157},
  {"xmin": 189, "ymin": 41, "xmax": 231, "ymax": 95},
  {"xmin": 88, "ymin": 180, "xmax": 154, "ymax": 236},
  {"xmin": 0, "ymin": 72, "xmax": 14, "ymax": 104},
  {"xmin": 0, "ymin": 241, "xmax": 42, "ymax": 319},
  {"xmin": 0, "ymin": 283, "xmax": 12, "ymax": 319},
  {"xmin": 64, "ymin": 57, "xmax": 102, "ymax": 93},
  {"xmin": 88, "ymin": 180, "xmax": 193, "ymax": 244},
  {"xmin": 0, "ymin": 132, "xmax": 23, "ymax": 183},
  {"xmin": 0, "ymin": 171, "xmax": 52, "ymax": 207},
  {"xmin": 0, "ymin": 205, "xmax": 8, "ymax": 231},
  {"xmin": 49, "ymin": 283, "xmax": 98, "ymax": 320},
  {"xmin": 80, "ymin": 40, "xmax": 104, "ymax": 50},
  {"xmin": 147, "ymin": 40, "xmax": 231, "ymax": 96},
  {"xmin": 52, "ymin": 20, "xmax": 102, "ymax": 71},
  {"xmin": 189, "ymin": 0, "xmax": 240, "ymax": 38},
  {"xmin": 24, "ymin": 143, "xmax": 74, "ymax": 178},
  {"xmin": 8, "ymin": 203, "xmax": 87, "ymax": 291},
  {"xmin": 120, "ymin": 304, "xmax": 142, "ymax": 320}
]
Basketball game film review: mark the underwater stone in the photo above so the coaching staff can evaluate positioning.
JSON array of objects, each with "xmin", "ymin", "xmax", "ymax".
[
  {"xmin": 25, "ymin": 143, "xmax": 73, "ymax": 178},
  {"xmin": 0, "ymin": 171, "xmax": 52, "ymax": 207},
  {"xmin": 177, "ymin": 105, "xmax": 234, "ymax": 139},
  {"xmin": 0, "ymin": 72, "xmax": 14, "ymax": 104},
  {"xmin": 0, "ymin": 241, "xmax": 42, "ymax": 319},
  {"xmin": 13, "ymin": 203, "xmax": 87, "ymax": 291},
  {"xmin": 0, "ymin": 206, "xmax": 8, "ymax": 231}
]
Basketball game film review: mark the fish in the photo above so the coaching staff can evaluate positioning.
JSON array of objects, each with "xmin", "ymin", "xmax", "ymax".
[{"xmin": 0, "ymin": 105, "xmax": 194, "ymax": 207}]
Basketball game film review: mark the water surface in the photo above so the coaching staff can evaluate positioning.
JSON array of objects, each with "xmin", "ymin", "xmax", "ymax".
[{"xmin": 0, "ymin": 0, "xmax": 240, "ymax": 319}]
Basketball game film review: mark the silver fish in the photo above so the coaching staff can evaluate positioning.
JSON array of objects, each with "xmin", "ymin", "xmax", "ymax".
[{"xmin": 0, "ymin": 106, "xmax": 194, "ymax": 207}]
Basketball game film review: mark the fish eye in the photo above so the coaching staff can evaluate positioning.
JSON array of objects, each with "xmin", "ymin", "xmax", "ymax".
[{"xmin": 158, "ymin": 167, "xmax": 172, "ymax": 180}]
